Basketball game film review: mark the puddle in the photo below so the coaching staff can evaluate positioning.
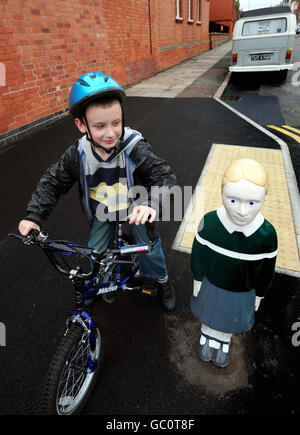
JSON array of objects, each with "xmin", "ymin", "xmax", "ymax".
[{"xmin": 165, "ymin": 315, "xmax": 251, "ymax": 396}]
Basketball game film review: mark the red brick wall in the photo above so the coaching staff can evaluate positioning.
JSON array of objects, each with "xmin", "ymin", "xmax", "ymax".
[
  {"xmin": 0, "ymin": 0, "xmax": 223, "ymax": 141},
  {"xmin": 157, "ymin": 0, "xmax": 211, "ymax": 71}
]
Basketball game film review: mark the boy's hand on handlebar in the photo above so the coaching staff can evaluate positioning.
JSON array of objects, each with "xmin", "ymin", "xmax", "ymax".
[
  {"xmin": 18, "ymin": 219, "xmax": 40, "ymax": 236},
  {"xmin": 129, "ymin": 206, "xmax": 156, "ymax": 225}
]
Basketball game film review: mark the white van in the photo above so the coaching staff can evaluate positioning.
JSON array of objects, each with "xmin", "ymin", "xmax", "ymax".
[{"xmin": 229, "ymin": 6, "xmax": 297, "ymax": 80}]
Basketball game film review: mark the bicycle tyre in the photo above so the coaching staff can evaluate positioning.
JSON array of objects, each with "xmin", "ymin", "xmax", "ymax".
[{"xmin": 39, "ymin": 323, "xmax": 102, "ymax": 415}]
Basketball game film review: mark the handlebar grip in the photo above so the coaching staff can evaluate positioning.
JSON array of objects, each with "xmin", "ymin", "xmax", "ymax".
[
  {"xmin": 119, "ymin": 244, "xmax": 151, "ymax": 255},
  {"xmin": 8, "ymin": 233, "xmax": 26, "ymax": 241},
  {"xmin": 29, "ymin": 229, "xmax": 40, "ymax": 237}
]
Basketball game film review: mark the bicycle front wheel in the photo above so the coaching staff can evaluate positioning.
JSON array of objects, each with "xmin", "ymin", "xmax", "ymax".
[{"xmin": 40, "ymin": 323, "xmax": 102, "ymax": 415}]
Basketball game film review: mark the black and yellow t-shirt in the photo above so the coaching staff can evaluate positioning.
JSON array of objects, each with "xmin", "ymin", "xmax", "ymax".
[
  {"xmin": 79, "ymin": 128, "xmax": 143, "ymax": 222},
  {"xmin": 87, "ymin": 147, "xmax": 130, "ymax": 221}
]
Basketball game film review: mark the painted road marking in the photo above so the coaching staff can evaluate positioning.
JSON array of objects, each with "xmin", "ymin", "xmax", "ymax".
[
  {"xmin": 172, "ymin": 143, "xmax": 300, "ymax": 276},
  {"xmin": 268, "ymin": 125, "xmax": 300, "ymax": 143},
  {"xmin": 282, "ymin": 125, "xmax": 300, "ymax": 135}
]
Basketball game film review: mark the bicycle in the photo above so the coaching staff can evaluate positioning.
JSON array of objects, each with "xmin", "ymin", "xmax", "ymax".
[{"xmin": 9, "ymin": 223, "xmax": 154, "ymax": 415}]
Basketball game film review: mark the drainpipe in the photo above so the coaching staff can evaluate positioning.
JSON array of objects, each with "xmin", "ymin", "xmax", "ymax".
[{"xmin": 148, "ymin": 0, "xmax": 152, "ymax": 54}]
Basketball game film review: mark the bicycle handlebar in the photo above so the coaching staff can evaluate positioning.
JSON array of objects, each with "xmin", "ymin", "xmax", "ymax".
[
  {"xmin": 9, "ymin": 230, "xmax": 152, "ymax": 280},
  {"xmin": 8, "ymin": 230, "xmax": 102, "ymax": 279},
  {"xmin": 9, "ymin": 230, "xmax": 97, "ymax": 258}
]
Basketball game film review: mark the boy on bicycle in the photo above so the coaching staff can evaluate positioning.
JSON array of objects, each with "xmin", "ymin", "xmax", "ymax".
[{"xmin": 18, "ymin": 71, "xmax": 176, "ymax": 310}]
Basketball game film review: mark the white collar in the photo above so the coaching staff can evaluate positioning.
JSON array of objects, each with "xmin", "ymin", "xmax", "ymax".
[{"xmin": 216, "ymin": 206, "xmax": 264, "ymax": 237}]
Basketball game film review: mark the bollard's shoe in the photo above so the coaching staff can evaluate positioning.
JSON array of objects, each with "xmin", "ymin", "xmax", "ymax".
[
  {"xmin": 197, "ymin": 335, "xmax": 213, "ymax": 362},
  {"xmin": 211, "ymin": 342, "xmax": 231, "ymax": 368}
]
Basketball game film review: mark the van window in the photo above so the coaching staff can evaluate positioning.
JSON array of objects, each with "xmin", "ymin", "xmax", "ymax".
[{"xmin": 242, "ymin": 18, "xmax": 287, "ymax": 36}]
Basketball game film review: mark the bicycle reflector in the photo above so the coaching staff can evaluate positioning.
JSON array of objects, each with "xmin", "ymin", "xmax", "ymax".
[{"xmin": 141, "ymin": 287, "xmax": 158, "ymax": 296}]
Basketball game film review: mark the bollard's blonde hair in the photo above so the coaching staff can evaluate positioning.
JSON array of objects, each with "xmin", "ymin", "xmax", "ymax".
[{"xmin": 222, "ymin": 158, "xmax": 268, "ymax": 193}]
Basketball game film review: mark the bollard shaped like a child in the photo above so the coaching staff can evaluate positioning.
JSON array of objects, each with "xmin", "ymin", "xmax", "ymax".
[{"xmin": 190, "ymin": 158, "xmax": 278, "ymax": 368}]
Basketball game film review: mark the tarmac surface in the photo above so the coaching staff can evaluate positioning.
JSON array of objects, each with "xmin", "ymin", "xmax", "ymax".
[{"xmin": 0, "ymin": 40, "xmax": 299, "ymax": 417}]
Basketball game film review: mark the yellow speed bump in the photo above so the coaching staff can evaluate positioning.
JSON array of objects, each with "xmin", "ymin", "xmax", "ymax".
[{"xmin": 177, "ymin": 144, "xmax": 300, "ymax": 274}]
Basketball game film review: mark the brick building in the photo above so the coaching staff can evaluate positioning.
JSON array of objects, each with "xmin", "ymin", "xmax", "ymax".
[
  {"xmin": 210, "ymin": 0, "xmax": 236, "ymax": 34},
  {"xmin": 0, "ymin": 0, "xmax": 233, "ymax": 147}
]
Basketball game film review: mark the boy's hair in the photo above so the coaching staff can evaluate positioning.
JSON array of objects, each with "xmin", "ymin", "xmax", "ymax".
[
  {"xmin": 78, "ymin": 95, "xmax": 122, "ymax": 122},
  {"xmin": 222, "ymin": 158, "xmax": 268, "ymax": 193}
]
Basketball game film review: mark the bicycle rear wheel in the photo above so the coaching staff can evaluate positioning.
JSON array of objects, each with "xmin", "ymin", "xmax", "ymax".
[{"xmin": 40, "ymin": 323, "xmax": 102, "ymax": 415}]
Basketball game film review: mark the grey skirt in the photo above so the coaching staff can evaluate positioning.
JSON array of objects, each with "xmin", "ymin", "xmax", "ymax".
[{"xmin": 190, "ymin": 276, "xmax": 256, "ymax": 333}]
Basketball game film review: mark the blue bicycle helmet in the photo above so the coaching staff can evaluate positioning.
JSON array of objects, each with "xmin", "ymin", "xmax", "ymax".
[{"xmin": 69, "ymin": 72, "xmax": 126, "ymax": 117}]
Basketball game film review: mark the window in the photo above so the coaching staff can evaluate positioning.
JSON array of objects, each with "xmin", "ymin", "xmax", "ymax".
[
  {"xmin": 188, "ymin": 0, "xmax": 194, "ymax": 23},
  {"xmin": 197, "ymin": 0, "xmax": 202, "ymax": 24},
  {"xmin": 242, "ymin": 18, "xmax": 287, "ymax": 36},
  {"xmin": 176, "ymin": 0, "xmax": 183, "ymax": 22}
]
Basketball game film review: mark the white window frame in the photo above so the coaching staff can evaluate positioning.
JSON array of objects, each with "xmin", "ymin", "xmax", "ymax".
[
  {"xmin": 197, "ymin": 0, "xmax": 202, "ymax": 25},
  {"xmin": 176, "ymin": 0, "xmax": 183, "ymax": 22},
  {"xmin": 188, "ymin": 0, "xmax": 194, "ymax": 23}
]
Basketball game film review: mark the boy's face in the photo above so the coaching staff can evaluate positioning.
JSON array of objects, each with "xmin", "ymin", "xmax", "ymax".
[
  {"xmin": 222, "ymin": 178, "xmax": 266, "ymax": 226},
  {"xmin": 75, "ymin": 100, "xmax": 122, "ymax": 152}
]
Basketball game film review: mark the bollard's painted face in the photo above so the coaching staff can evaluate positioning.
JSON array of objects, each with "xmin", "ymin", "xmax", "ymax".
[{"xmin": 222, "ymin": 178, "xmax": 266, "ymax": 227}]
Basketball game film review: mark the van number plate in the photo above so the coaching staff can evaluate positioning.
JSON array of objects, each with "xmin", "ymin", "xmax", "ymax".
[{"xmin": 251, "ymin": 54, "xmax": 271, "ymax": 61}]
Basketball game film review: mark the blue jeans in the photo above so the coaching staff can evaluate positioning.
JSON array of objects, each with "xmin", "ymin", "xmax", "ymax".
[{"xmin": 88, "ymin": 218, "xmax": 168, "ymax": 280}]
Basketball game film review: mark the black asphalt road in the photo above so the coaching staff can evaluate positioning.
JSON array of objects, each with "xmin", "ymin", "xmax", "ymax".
[{"xmin": 0, "ymin": 96, "xmax": 299, "ymax": 417}]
